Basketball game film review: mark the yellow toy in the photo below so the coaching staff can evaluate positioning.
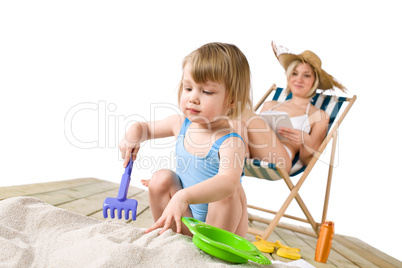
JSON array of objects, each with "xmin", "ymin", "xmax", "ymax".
[
  {"xmin": 252, "ymin": 236, "xmax": 302, "ymax": 260},
  {"xmin": 276, "ymin": 241, "xmax": 301, "ymax": 260},
  {"xmin": 252, "ymin": 236, "xmax": 276, "ymax": 253}
]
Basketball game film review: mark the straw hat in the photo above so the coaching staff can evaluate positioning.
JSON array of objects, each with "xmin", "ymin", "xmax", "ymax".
[{"xmin": 272, "ymin": 42, "xmax": 346, "ymax": 92}]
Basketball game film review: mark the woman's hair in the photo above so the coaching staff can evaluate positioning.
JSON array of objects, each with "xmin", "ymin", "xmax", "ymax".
[
  {"xmin": 285, "ymin": 60, "xmax": 319, "ymax": 98},
  {"xmin": 178, "ymin": 42, "xmax": 252, "ymax": 118}
]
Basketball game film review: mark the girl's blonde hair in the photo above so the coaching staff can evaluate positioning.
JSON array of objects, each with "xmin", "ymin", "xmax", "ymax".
[
  {"xmin": 178, "ymin": 42, "xmax": 252, "ymax": 118},
  {"xmin": 285, "ymin": 60, "xmax": 319, "ymax": 98}
]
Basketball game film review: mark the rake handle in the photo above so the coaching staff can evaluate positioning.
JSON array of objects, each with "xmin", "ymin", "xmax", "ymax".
[{"xmin": 117, "ymin": 158, "xmax": 134, "ymax": 201}]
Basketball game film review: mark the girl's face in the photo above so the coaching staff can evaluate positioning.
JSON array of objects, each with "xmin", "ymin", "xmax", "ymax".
[
  {"xmin": 288, "ymin": 63, "xmax": 316, "ymax": 98},
  {"xmin": 180, "ymin": 64, "xmax": 230, "ymax": 125}
]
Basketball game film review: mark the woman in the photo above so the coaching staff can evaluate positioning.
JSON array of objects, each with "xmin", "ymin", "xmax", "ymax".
[{"xmin": 242, "ymin": 42, "xmax": 347, "ymax": 174}]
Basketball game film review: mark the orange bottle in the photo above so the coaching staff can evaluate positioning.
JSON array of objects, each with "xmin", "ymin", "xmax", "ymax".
[{"xmin": 315, "ymin": 221, "xmax": 334, "ymax": 263}]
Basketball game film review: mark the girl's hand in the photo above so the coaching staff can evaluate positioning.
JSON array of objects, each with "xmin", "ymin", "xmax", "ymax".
[
  {"xmin": 119, "ymin": 123, "xmax": 148, "ymax": 167},
  {"xmin": 145, "ymin": 190, "xmax": 189, "ymax": 235},
  {"xmin": 119, "ymin": 137, "xmax": 140, "ymax": 168},
  {"xmin": 277, "ymin": 127, "xmax": 304, "ymax": 146}
]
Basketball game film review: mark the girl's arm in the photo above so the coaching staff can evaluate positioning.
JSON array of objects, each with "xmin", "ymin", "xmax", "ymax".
[
  {"xmin": 119, "ymin": 115, "xmax": 183, "ymax": 167},
  {"xmin": 146, "ymin": 136, "xmax": 246, "ymax": 234}
]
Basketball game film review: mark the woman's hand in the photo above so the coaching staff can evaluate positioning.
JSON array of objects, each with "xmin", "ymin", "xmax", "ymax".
[
  {"xmin": 277, "ymin": 127, "xmax": 305, "ymax": 146},
  {"xmin": 145, "ymin": 190, "xmax": 189, "ymax": 235}
]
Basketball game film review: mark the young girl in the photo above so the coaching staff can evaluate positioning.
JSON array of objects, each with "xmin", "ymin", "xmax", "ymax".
[{"xmin": 119, "ymin": 42, "xmax": 252, "ymax": 237}]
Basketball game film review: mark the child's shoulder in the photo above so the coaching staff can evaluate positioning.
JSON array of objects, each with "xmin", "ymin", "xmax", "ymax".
[
  {"xmin": 164, "ymin": 114, "xmax": 186, "ymax": 122},
  {"xmin": 162, "ymin": 114, "xmax": 187, "ymax": 137},
  {"xmin": 215, "ymin": 125, "xmax": 244, "ymax": 149}
]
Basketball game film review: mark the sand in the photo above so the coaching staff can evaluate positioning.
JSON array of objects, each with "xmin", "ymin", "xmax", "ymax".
[{"xmin": 0, "ymin": 197, "xmax": 314, "ymax": 268}]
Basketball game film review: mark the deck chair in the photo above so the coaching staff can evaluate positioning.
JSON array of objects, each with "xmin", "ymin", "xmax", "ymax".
[{"xmin": 245, "ymin": 84, "xmax": 356, "ymax": 239}]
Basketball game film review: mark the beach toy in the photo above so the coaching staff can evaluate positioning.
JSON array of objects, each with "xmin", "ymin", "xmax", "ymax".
[
  {"xmin": 275, "ymin": 240, "xmax": 301, "ymax": 260},
  {"xmin": 103, "ymin": 158, "xmax": 138, "ymax": 220},
  {"xmin": 182, "ymin": 217, "xmax": 271, "ymax": 265},
  {"xmin": 252, "ymin": 236, "xmax": 276, "ymax": 253}
]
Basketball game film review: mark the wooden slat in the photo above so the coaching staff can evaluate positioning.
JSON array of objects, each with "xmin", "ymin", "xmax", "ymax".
[
  {"xmin": 249, "ymin": 213, "xmax": 317, "ymax": 237},
  {"xmin": 343, "ymin": 236, "xmax": 402, "ymax": 268},
  {"xmin": 131, "ymin": 208, "xmax": 155, "ymax": 229},
  {"xmin": 57, "ymin": 187, "xmax": 143, "ymax": 216},
  {"xmin": 248, "ymin": 204, "xmax": 311, "ymax": 224},
  {"xmin": 295, "ymin": 230, "xmax": 371, "ymax": 268},
  {"xmin": 0, "ymin": 178, "xmax": 102, "ymax": 200},
  {"xmin": 264, "ymin": 227, "xmax": 293, "ymax": 262},
  {"xmin": 2, "ymin": 178, "xmax": 399, "ymax": 268},
  {"xmin": 30, "ymin": 181, "xmax": 119, "ymax": 205},
  {"xmin": 243, "ymin": 234, "xmax": 275, "ymax": 261},
  {"xmin": 334, "ymin": 235, "xmax": 401, "ymax": 268},
  {"xmin": 247, "ymin": 219, "xmax": 288, "ymax": 262},
  {"xmin": 274, "ymin": 227, "xmax": 338, "ymax": 268}
]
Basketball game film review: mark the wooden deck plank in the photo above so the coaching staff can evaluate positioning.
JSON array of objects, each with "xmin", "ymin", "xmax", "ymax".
[
  {"xmin": 0, "ymin": 178, "xmax": 102, "ymax": 200},
  {"xmin": 342, "ymin": 235, "xmax": 402, "ymax": 268},
  {"xmin": 267, "ymin": 231, "xmax": 295, "ymax": 263},
  {"xmin": 263, "ymin": 227, "xmax": 296, "ymax": 262},
  {"xmin": 274, "ymin": 227, "xmax": 338, "ymax": 268},
  {"xmin": 334, "ymin": 235, "xmax": 400, "ymax": 268},
  {"xmin": 247, "ymin": 221, "xmax": 286, "ymax": 262},
  {"xmin": 295, "ymin": 231, "xmax": 371, "ymax": 268},
  {"xmin": 30, "ymin": 181, "xmax": 119, "ymax": 206},
  {"xmin": 244, "ymin": 222, "xmax": 275, "ymax": 261},
  {"xmin": 292, "ymin": 231, "xmax": 356, "ymax": 268},
  {"xmin": 248, "ymin": 213, "xmax": 317, "ymax": 237},
  {"xmin": 57, "ymin": 187, "xmax": 143, "ymax": 217},
  {"xmin": 247, "ymin": 218, "xmax": 312, "ymax": 263},
  {"xmin": 247, "ymin": 212, "xmax": 401, "ymax": 267},
  {"xmin": 130, "ymin": 208, "xmax": 155, "ymax": 229},
  {"xmin": 2, "ymin": 178, "xmax": 400, "ymax": 268}
]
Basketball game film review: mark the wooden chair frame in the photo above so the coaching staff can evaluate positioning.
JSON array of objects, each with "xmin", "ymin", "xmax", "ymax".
[{"xmin": 247, "ymin": 84, "xmax": 357, "ymax": 239}]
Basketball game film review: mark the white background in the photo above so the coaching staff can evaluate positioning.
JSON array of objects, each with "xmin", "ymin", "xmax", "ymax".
[{"xmin": 1, "ymin": 0, "xmax": 401, "ymax": 262}]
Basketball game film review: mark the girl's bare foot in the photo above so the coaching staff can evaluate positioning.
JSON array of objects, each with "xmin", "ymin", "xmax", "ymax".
[{"xmin": 141, "ymin": 179, "xmax": 150, "ymax": 187}]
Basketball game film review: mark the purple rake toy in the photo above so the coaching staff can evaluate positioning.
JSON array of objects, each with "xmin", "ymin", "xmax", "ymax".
[{"xmin": 103, "ymin": 158, "xmax": 138, "ymax": 220}]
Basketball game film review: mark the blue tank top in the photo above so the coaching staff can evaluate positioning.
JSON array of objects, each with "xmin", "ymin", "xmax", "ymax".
[{"xmin": 175, "ymin": 118, "xmax": 244, "ymax": 221}]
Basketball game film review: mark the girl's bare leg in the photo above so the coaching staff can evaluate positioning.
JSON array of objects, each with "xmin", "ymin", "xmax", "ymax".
[
  {"xmin": 206, "ymin": 184, "xmax": 248, "ymax": 237},
  {"xmin": 147, "ymin": 169, "xmax": 193, "ymax": 236}
]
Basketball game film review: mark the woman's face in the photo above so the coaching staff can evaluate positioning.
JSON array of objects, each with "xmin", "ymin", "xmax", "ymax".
[{"xmin": 288, "ymin": 63, "xmax": 316, "ymax": 98}]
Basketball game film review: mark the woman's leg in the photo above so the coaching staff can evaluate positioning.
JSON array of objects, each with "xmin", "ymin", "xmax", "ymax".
[
  {"xmin": 205, "ymin": 184, "xmax": 248, "ymax": 237},
  {"xmin": 241, "ymin": 110, "xmax": 292, "ymax": 173},
  {"xmin": 147, "ymin": 169, "xmax": 193, "ymax": 235}
]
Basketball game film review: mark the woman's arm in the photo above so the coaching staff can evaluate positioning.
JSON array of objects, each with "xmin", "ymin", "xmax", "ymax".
[
  {"xmin": 298, "ymin": 109, "xmax": 329, "ymax": 165},
  {"xmin": 119, "ymin": 114, "xmax": 183, "ymax": 167},
  {"xmin": 277, "ymin": 109, "xmax": 329, "ymax": 165}
]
